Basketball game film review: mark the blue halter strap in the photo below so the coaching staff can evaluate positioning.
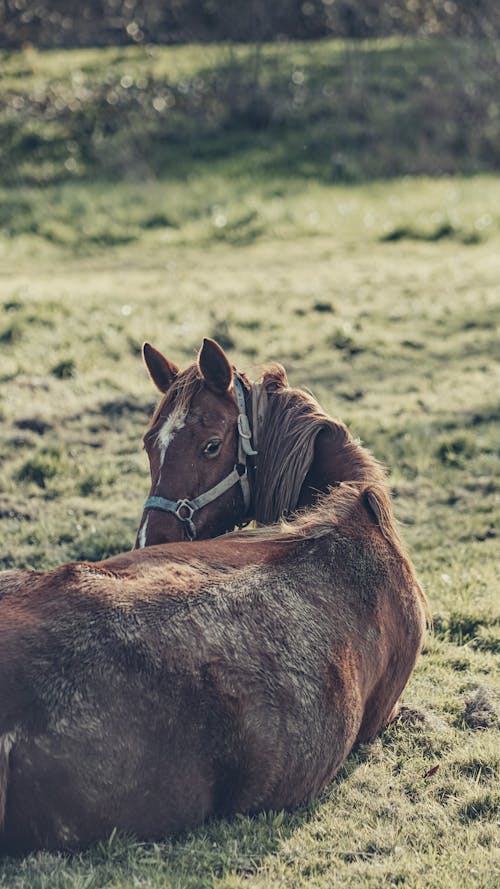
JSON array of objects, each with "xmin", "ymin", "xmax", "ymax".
[{"xmin": 142, "ymin": 374, "xmax": 258, "ymax": 540}]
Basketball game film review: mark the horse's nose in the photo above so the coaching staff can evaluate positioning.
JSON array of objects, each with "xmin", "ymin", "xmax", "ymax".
[{"xmin": 134, "ymin": 510, "xmax": 185, "ymax": 548}]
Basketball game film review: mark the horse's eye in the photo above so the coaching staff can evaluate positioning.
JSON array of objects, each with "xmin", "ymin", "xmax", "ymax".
[{"xmin": 203, "ymin": 439, "xmax": 222, "ymax": 457}]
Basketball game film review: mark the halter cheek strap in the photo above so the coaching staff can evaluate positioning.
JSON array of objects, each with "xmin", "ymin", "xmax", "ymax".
[
  {"xmin": 142, "ymin": 374, "xmax": 258, "ymax": 540},
  {"xmin": 233, "ymin": 371, "xmax": 257, "ymax": 512}
]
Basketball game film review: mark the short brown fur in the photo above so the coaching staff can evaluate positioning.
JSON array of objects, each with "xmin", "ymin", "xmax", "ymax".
[
  {"xmin": 0, "ymin": 343, "xmax": 428, "ymax": 852},
  {"xmin": 0, "ymin": 482, "xmax": 427, "ymax": 854}
]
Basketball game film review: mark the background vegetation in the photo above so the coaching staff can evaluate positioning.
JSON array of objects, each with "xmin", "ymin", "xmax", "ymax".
[
  {"xmin": 2, "ymin": 38, "xmax": 500, "ymax": 188},
  {"xmin": 2, "ymin": 0, "xmax": 500, "ymax": 47},
  {"xmin": 0, "ymin": 13, "xmax": 499, "ymax": 889}
]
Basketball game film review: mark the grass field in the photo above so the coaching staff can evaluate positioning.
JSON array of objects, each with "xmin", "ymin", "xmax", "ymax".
[{"xmin": 0, "ymin": 38, "xmax": 499, "ymax": 889}]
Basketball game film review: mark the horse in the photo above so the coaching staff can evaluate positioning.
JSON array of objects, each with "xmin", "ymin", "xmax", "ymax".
[
  {"xmin": 0, "ymin": 479, "xmax": 428, "ymax": 853},
  {"xmin": 136, "ymin": 337, "xmax": 388, "ymax": 547}
]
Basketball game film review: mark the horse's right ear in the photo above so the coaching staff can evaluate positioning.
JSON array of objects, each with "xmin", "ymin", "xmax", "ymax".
[
  {"xmin": 197, "ymin": 338, "xmax": 233, "ymax": 394},
  {"xmin": 143, "ymin": 343, "xmax": 179, "ymax": 392},
  {"xmin": 263, "ymin": 363, "xmax": 288, "ymax": 392}
]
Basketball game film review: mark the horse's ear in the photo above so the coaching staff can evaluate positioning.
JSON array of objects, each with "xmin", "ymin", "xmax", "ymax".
[
  {"xmin": 263, "ymin": 363, "xmax": 288, "ymax": 392},
  {"xmin": 197, "ymin": 337, "xmax": 233, "ymax": 394},
  {"xmin": 143, "ymin": 342, "xmax": 179, "ymax": 392}
]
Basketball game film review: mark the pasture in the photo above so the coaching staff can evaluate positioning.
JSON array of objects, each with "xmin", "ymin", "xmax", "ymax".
[{"xmin": 1, "ymin": 39, "xmax": 499, "ymax": 889}]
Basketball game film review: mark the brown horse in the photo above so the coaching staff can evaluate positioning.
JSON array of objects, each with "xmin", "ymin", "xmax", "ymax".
[
  {"xmin": 0, "ymin": 480, "xmax": 427, "ymax": 853},
  {"xmin": 136, "ymin": 338, "xmax": 387, "ymax": 547}
]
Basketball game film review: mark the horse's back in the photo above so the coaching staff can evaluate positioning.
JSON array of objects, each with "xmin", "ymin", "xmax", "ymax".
[{"xmin": 0, "ymin": 506, "xmax": 426, "ymax": 852}]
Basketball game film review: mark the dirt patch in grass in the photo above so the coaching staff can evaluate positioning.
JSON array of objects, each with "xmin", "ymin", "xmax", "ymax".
[{"xmin": 462, "ymin": 686, "xmax": 500, "ymax": 731}]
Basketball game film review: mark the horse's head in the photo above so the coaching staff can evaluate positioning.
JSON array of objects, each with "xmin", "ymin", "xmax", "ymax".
[
  {"xmin": 135, "ymin": 338, "xmax": 258, "ymax": 547},
  {"xmin": 136, "ymin": 336, "xmax": 383, "ymax": 548}
]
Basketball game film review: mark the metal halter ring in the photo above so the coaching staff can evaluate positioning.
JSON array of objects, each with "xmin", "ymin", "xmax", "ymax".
[{"xmin": 174, "ymin": 499, "xmax": 196, "ymax": 523}]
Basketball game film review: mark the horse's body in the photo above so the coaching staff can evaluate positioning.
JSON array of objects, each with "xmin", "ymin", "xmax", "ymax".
[
  {"xmin": 0, "ymin": 483, "xmax": 427, "ymax": 853},
  {"xmin": 0, "ymin": 340, "xmax": 428, "ymax": 853}
]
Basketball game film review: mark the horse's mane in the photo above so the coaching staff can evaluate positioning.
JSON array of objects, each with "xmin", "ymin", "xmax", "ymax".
[
  {"xmin": 236, "ymin": 482, "xmax": 366, "ymax": 542},
  {"xmin": 236, "ymin": 481, "xmax": 399, "ymax": 550},
  {"xmin": 254, "ymin": 368, "xmax": 387, "ymax": 524}
]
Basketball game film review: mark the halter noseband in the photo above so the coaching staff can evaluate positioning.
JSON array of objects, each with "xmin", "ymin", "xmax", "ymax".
[{"xmin": 142, "ymin": 375, "xmax": 259, "ymax": 540}]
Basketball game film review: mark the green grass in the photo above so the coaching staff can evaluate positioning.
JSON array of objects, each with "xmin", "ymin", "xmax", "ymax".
[
  {"xmin": 1, "ymin": 170, "xmax": 499, "ymax": 887},
  {"xmin": 0, "ymin": 37, "xmax": 499, "ymax": 889}
]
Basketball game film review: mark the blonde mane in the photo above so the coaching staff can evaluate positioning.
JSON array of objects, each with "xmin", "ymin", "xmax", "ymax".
[
  {"xmin": 254, "ymin": 370, "xmax": 387, "ymax": 524},
  {"xmin": 236, "ymin": 481, "xmax": 368, "ymax": 543}
]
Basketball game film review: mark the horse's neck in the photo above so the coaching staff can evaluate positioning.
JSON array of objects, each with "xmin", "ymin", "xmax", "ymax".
[{"xmin": 298, "ymin": 426, "xmax": 381, "ymax": 508}]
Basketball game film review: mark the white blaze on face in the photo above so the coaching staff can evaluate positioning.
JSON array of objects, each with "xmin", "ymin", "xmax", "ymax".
[
  {"xmin": 137, "ymin": 514, "xmax": 149, "ymax": 549},
  {"xmin": 138, "ymin": 405, "xmax": 188, "ymax": 548},
  {"xmin": 157, "ymin": 405, "xmax": 187, "ymax": 469}
]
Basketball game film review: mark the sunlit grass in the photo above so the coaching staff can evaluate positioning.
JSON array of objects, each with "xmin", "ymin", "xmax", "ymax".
[
  {"xmin": 1, "ymin": 174, "xmax": 499, "ymax": 885},
  {"xmin": 0, "ymin": 41, "xmax": 499, "ymax": 887},
  {"xmin": 1, "ymin": 172, "xmax": 499, "ymax": 248}
]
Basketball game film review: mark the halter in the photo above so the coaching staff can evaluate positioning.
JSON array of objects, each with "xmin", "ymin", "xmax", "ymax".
[{"xmin": 142, "ymin": 375, "xmax": 261, "ymax": 540}]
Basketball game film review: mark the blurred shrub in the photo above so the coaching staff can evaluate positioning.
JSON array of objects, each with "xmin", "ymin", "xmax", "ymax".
[
  {"xmin": 436, "ymin": 434, "xmax": 477, "ymax": 467},
  {"xmin": 51, "ymin": 359, "xmax": 76, "ymax": 379},
  {"xmin": 16, "ymin": 447, "xmax": 63, "ymax": 488},
  {"xmin": 2, "ymin": 38, "xmax": 500, "ymax": 187},
  {"xmin": 1, "ymin": 0, "xmax": 500, "ymax": 48}
]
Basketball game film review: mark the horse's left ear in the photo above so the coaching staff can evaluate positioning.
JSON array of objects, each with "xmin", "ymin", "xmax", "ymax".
[
  {"xmin": 143, "ymin": 342, "xmax": 179, "ymax": 393},
  {"xmin": 197, "ymin": 338, "xmax": 233, "ymax": 394}
]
